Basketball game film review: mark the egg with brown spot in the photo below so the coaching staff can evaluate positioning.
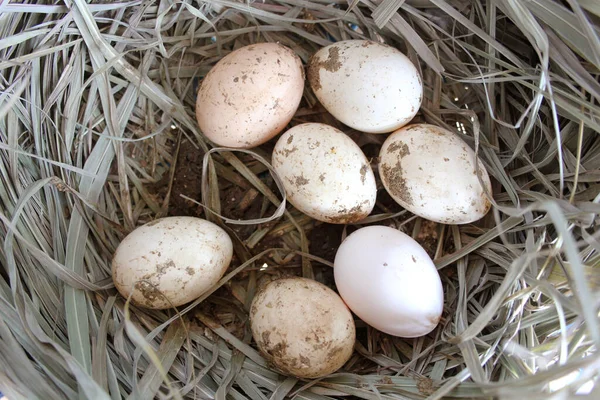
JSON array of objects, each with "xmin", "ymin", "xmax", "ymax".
[
  {"xmin": 112, "ymin": 217, "xmax": 233, "ymax": 309},
  {"xmin": 250, "ymin": 277, "xmax": 356, "ymax": 378},
  {"xmin": 272, "ymin": 123, "xmax": 376, "ymax": 224},
  {"xmin": 196, "ymin": 43, "xmax": 304, "ymax": 148},
  {"xmin": 308, "ymin": 40, "xmax": 422, "ymax": 134},
  {"xmin": 379, "ymin": 124, "xmax": 492, "ymax": 224}
]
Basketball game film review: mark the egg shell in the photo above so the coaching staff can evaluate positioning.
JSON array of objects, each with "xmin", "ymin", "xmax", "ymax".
[
  {"xmin": 196, "ymin": 43, "xmax": 304, "ymax": 148},
  {"xmin": 112, "ymin": 217, "xmax": 233, "ymax": 309},
  {"xmin": 334, "ymin": 226, "xmax": 444, "ymax": 338},
  {"xmin": 272, "ymin": 123, "xmax": 376, "ymax": 223},
  {"xmin": 379, "ymin": 124, "xmax": 492, "ymax": 224},
  {"xmin": 308, "ymin": 40, "xmax": 422, "ymax": 134},
  {"xmin": 250, "ymin": 277, "xmax": 355, "ymax": 378}
]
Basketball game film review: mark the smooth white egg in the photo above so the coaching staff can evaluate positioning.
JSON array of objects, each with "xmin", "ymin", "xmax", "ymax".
[
  {"xmin": 379, "ymin": 124, "xmax": 492, "ymax": 224},
  {"xmin": 112, "ymin": 217, "xmax": 233, "ymax": 309},
  {"xmin": 334, "ymin": 225, "xmax": 443, "ymax": 338},
  {"xmin": 272, "ymin": 123, "xmax": 376, "ymax": 223},
  {"xmin": 308, "ymin": 40, "xmax": 422, "ymax": 133}
]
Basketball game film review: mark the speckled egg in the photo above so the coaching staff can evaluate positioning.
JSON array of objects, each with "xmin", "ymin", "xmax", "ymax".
[
  {"xmin": 196, "ymin": 43, "xmax": 304, "ymax": 148},
  {"xmin": 112, "ymin": 217, "xmax": 233, "ymax": 309},
  {"xmin": 250, "ymin": 277, "xmax": 356, "ymax": 378},
  {"xmin": 308, "ymin": 40, "xmax": 422, "ymax": 133},
  {"xmin": 379, "ymin": 124, "xmax": 492, "ymax": 224},
  {"xmin": 272, "ymin": 123, "xmax": 376, "ymax": 223}
]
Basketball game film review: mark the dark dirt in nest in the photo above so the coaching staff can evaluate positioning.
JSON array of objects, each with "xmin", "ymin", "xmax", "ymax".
[
  {"xmin": 308, "ymin": 222, "xmax": 343, "ymax": 268},
  {"xmin": 150, "ymin": 138, "xmax": 269, "ymax": 239},
  {"xmin": 306, "ymin": 224, "xmax": 344, "ymax": 287},
  {"xmin": 149, "ymin": 138, "xmax": 205, "ymax": 218},
  {"xmin": 416, "ymin": 219, "xmax": 440, "ymax": 258},
  {"xmin": 147, "ymin": 130, "xmax": 346, "ymax": 267}
]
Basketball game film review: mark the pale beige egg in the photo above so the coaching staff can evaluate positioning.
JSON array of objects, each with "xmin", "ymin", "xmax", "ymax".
[{"xmin": 112, "ymin": 217, "xmax": 233, "ymax": 309}]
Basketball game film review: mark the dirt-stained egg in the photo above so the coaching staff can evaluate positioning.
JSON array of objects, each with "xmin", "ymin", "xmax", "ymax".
[
  {"xmin": 334, "ymin": 226, "xmax": 444, "ymax": 338},
  {"xmin": 112, "ymin": 217, "xmax": 233, "ymax": 309},
  {"xmin": 308, "ymin": 40, "xmax": 422, "ymax": 133},
  {"xmin": 379, "ymin": 124, "xmax": 492, "ymax": 224},
  {"xmin": 250, "ymin": 277, "xmax": 356, "ymax": 378},
  {"xmin": 272, "ymin": 123, "xmax": 376, "ymax": 224},
  {"xmin": 196, "ymin": 43, "xmax": 304, "ymax": 148}
]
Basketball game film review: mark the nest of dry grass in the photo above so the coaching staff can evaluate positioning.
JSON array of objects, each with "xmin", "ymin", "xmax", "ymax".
[{"xmin": 0, "ymin": 0, "xmax": 599, "ymax": 399}]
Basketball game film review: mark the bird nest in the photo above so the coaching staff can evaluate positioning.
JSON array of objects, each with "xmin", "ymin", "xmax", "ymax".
[{"xmin": 0, "ymin": 1, "xmax": 599, "ymax": 399}]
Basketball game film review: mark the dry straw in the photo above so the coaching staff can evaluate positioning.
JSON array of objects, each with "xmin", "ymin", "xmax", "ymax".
[{"xmin": 0, "ymin": 0, "xmax": 599, "ymax": 399}]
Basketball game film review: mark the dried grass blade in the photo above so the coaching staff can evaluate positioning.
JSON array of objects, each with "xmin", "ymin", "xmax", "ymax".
[
  {"xmin": 0, "ymin": 314, "xmax": 63, "ymax": 399},
  {"xmin": 270, "ymin": 376, "xmax": 299, "ymax": 400},
  {"xmin": 428, "ymin": 0, "xmax": 525, "ymax": 68},
  {"xmin": 579, "ymin": 0, "xmax": 600, "ymax": 17},
  {"xmin": 215, "ymin": 349, "xmax": 245, "ymax": 400},
  {"xmin": 435, "ymin": 216, "xmax": 523, "ymax": 269},
  {"xmin": 524, "ymin": 0, "xmax": 600, "ymax": 68},
  {"xmin": 233, "ymin": 370, "xmax": 270, "ymax": 400},
  {"xmin": 372, "ymin": 0, "xmax": 406, "ymax": 29},
  {"xmin": 541, "ymin": 202, "xmax": 600, "ymax": 347},
  {"xmin": 130, "ymin": 320, "xmax": 187, "ymax": 400},
  {"xmin": 362, "ymin": 0, "xmax": 444, "ymax": 73},
  {"xmin": 196, "ymin": 313, "xmax": 267, "ymax": 367}
]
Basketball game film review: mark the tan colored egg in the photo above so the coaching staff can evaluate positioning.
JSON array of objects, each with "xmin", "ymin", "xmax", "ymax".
[
  {"xmin": 379, "ymin": 124, "xmax": 492, "ymax": 224},
  {"xmin": 250, "ymin": 277, "xmax": 356, "ymax": 378},
  {"xmin": 196, "ymin": 43, "xmax": 305, "ymax": 148}
]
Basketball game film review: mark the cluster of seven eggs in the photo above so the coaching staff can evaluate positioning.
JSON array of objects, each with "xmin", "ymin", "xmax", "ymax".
[{"xmin": 112, "ymin": 41, "xmax": 492, "ymax": 378}]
